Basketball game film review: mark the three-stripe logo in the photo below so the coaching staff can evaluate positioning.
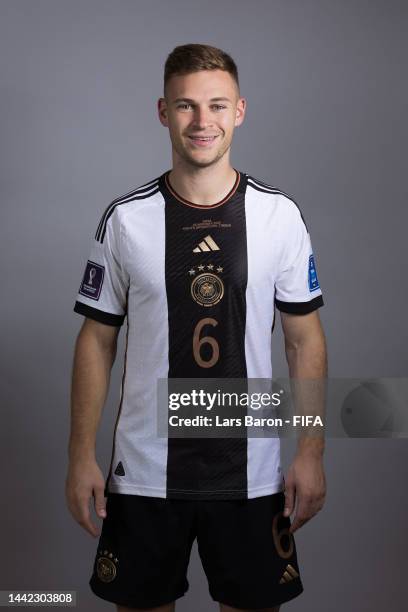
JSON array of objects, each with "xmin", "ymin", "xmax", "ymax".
[
  {"xmin": 193, "ymin": 235, "xmax": 220, "ymax": 253},
  {"xmin": 279, "ymin": 563, "xmax": 299, "ymax": 584}
]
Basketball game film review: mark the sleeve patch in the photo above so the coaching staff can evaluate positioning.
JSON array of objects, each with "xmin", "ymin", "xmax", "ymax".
[
  {"xmin": 308, "ymin": 254, "xmax": 320, "ymax": 292},
  {"xmin": 78, "ymin": 260, "xmax": 105, "ymax": 300}
]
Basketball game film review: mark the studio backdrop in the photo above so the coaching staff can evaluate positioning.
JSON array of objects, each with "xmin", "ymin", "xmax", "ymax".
[{"xmin": 0, "ymin": 1, "xmax": 407, "ymax": 611}]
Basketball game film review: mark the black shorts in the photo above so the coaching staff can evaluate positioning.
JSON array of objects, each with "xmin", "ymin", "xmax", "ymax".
[{"xmin": 89, "ymin": 491, "xmax": 304, "ymax": 609}]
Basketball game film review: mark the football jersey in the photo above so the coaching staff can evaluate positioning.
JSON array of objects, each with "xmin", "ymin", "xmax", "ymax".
[{"xmin": 73, "ymin": 168, "xmax": 324, "ymax": 500}]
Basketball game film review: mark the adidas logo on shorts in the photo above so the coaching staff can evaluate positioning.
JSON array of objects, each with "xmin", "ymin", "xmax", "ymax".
[{"xmin": 279, "ymin": 563, "xmax": 299, "ymax": 584}]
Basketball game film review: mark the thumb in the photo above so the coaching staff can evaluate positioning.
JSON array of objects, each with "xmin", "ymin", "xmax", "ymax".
[
  {"xmin": 283, "ymin": 484, "xmax": 294, "ymax": 517},
  {"xmin": 94, "ymin": 488, "xmax": 107, "ymax": 518}
]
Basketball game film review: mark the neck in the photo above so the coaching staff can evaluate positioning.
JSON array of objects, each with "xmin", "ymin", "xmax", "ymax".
[{"xmin": 168, "ymin": 160, "xmax": 237, "ymax": 206}]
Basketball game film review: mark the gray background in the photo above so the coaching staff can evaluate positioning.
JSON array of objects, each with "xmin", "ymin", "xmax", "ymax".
[{"xmin": 1, "ymin": 0, "xmax": 407, "ymax": 610}]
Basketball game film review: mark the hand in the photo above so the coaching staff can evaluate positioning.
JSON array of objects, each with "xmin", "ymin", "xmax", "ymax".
[
  {"xmin": 65, "ymin": 457, "xmax": 107, "ymax": 537},
  {"xmin": 283, "ymin": 453, "xmax": 326, "ymax": 534}
]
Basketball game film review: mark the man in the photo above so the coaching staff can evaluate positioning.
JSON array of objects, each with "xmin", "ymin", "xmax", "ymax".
[{"xmin": 66, "ymin": 43, "xmax": 327, "ymax": 612}]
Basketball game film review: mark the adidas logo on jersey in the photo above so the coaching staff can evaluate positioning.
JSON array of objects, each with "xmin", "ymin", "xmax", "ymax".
[
  {"xmin": 279, "ymin": 563, "xmax": 299, "ymax": 584},
  {"xmin": 114, "ymin": 461, "xmax": 125, "ymax": 476},
  {"xmin": 193, "ymin": 235, "xmax": 220, "ymax": 253}
]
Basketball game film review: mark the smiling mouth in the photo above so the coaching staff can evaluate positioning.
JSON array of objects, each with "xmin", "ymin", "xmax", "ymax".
[{"xmin": 187, "ymin": 135, "xmax": 219, "ymax": 146}]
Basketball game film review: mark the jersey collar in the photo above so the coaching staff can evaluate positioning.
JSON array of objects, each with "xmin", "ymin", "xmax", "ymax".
[{"xmin": 159, "ymin": 168, "xmax": 247, "ymax": 209}]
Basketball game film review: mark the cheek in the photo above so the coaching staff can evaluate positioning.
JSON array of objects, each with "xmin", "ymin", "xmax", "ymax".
[
  {"xmin": 220, "ymin": 115, "xmax": 235, "ymax": 133},
  {"xmin": 170, "ymin": 125, "xmax": 186, "ymax": 146},
  {"xmin": 168, "ymin": 115, "xmax": 185, "ymax": 135}
]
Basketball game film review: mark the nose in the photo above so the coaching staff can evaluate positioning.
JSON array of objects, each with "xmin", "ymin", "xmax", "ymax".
[{"xmin": 191, "ymin": 105, "xmax": 214, "ymax": 129}]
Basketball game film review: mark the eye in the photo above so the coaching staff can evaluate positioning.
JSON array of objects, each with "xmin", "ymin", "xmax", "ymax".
[{"xmin": 176, "ymin": 103, "xmax": 227, "ymax": 110}]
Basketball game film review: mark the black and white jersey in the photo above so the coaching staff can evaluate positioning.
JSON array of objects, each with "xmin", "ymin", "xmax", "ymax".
[{"xmin": 73, "ymin": 169, "xmax": 324, "ymax": 500}]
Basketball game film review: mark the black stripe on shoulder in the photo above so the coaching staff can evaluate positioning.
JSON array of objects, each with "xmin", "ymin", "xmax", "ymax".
[
  {"xmin": 95, "ymin": 179, "xmax": 160, "ymax": 243},
  {"xmin": 275, "ymin": 294, "xmax": 324, "ymax": 314},
  {"xmin": 247, "ymin": 176, "xmax": 309, "ymax": 233},
  {"xmin": 112, "ymin": 177, "xmax": 160, "ymax": 204},
  {"xmin": 95, "ymin": 177, "xmax": 159, "ymax": 240},
  {"xmin": 95, "ymin": 178, "xmax": 159, "ymax": 240},
  {"xmin": 73, "ymin": 301, "xmax": 126, "ymax": 326},
  {"xmin": 95, "ymin": 178, "xmax": 159, "ymax": 242},
  {"xmin": 248, "ymin": 175, "xmax": 290, "ymax": 194},
  {"xmin": 97, "ymin": 186, "xmax": 160, "ymax": 243}
]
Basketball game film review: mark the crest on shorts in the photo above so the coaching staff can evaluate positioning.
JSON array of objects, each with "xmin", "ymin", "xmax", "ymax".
[{"xmin": 96, "ymin": 549, "xmax": 119, "ymax": 583}]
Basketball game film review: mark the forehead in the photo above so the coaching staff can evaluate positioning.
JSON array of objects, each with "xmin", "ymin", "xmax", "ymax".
[{"xmin": 166, "ymin": 69, "xmax": 237, "ymax": 101}]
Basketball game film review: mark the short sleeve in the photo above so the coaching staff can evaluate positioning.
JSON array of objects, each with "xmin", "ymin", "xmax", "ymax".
[
  {"xmin": 274, "ymin": 203, "xmax": 324, "ymax": 315},
  {"xmin": 73, "ymin": 207, "xmax": 129, "ymax": 326}
]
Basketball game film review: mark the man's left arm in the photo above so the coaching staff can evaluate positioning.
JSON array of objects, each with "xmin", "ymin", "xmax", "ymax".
[{"xmin": 280, "ymin": 308, "xmax": 328, "ymax": 534}]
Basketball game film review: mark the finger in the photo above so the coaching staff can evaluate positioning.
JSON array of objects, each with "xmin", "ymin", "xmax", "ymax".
[
  {"xmin": 289, "ymin": 514, "xmax": 310, "ymax": 534},
  {"xmin": 289, "ymin": 499, "xmax": 313, "ymax": 534},
  {"xmin": 77, "ymin": 498, "xmax": 101, "ymax": 538},
  {"xmin": 283, "ymin": 486, "xmax": 295, "ymax": 517},
  {"xmin": 79, "ymin": 510, "xmax": 101, "ymax": 538},
  {"xmin": 94, "ymin": 487, "xmax": 107, "ymax": 519}
]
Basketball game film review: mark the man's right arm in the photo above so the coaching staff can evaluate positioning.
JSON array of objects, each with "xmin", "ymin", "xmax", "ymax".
[{"xmin": 65, "ymin": 317, "xmax": 120, "ymax": 537}]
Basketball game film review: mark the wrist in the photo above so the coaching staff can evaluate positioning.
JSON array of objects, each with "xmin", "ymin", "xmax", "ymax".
[
  {"xmin": 68, "ymin": 441, "xmax": 96, "ymax": 463},
  {"xmin": 296, "ymin": 436, "xmax": 325, "ymax": 459}
]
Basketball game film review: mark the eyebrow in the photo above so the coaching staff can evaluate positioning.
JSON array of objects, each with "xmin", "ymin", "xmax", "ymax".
[{"xmin": 173, "ymin": 97, "xmax": 231, "ymax": 104}]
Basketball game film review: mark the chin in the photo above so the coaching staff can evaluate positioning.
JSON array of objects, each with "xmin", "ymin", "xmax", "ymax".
[
  {"xmin": 186, "ymin": 160, "xmax": 217, "ymax": 169},
  {"xmin": 179, "ymin": 151, "xmax": 217, "ymax": 166}
]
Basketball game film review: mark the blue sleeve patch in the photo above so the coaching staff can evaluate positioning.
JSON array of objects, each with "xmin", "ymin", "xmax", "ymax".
[
  {"xmin": 308, "ymin": 254, "xmax": 320, "ymax": 292},
  {"xmin": 79, "ymin": 260, "xmax": 105, "ymax": 300}
]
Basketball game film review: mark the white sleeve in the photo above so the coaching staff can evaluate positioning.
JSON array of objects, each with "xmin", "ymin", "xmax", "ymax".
[
  {"xmin": 73, "ymin": 207, "xmax": 129, "ymax": 326},
  {"xmin": 274, "ymin": 202, "xmax": 324, "ymax": 314}
]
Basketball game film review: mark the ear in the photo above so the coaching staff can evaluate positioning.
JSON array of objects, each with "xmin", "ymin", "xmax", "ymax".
[
  {"xmin": 157, "ymin": 97, "xmax": 169, "ymax": 127},
  {"xmin": 235, "ymin": 97, "xmax": 246, "ymax": 127}
]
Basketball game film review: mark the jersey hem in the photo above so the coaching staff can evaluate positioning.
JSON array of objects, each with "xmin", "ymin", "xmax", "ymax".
[{"xmin": 106, "ymin": 479, "xmax": 284, "ymax": 499}]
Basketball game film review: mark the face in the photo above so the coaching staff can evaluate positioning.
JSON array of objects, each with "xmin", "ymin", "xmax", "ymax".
[{"xmin": 158, "ymin": 69, "xmax": 246, "ymax": 169}]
